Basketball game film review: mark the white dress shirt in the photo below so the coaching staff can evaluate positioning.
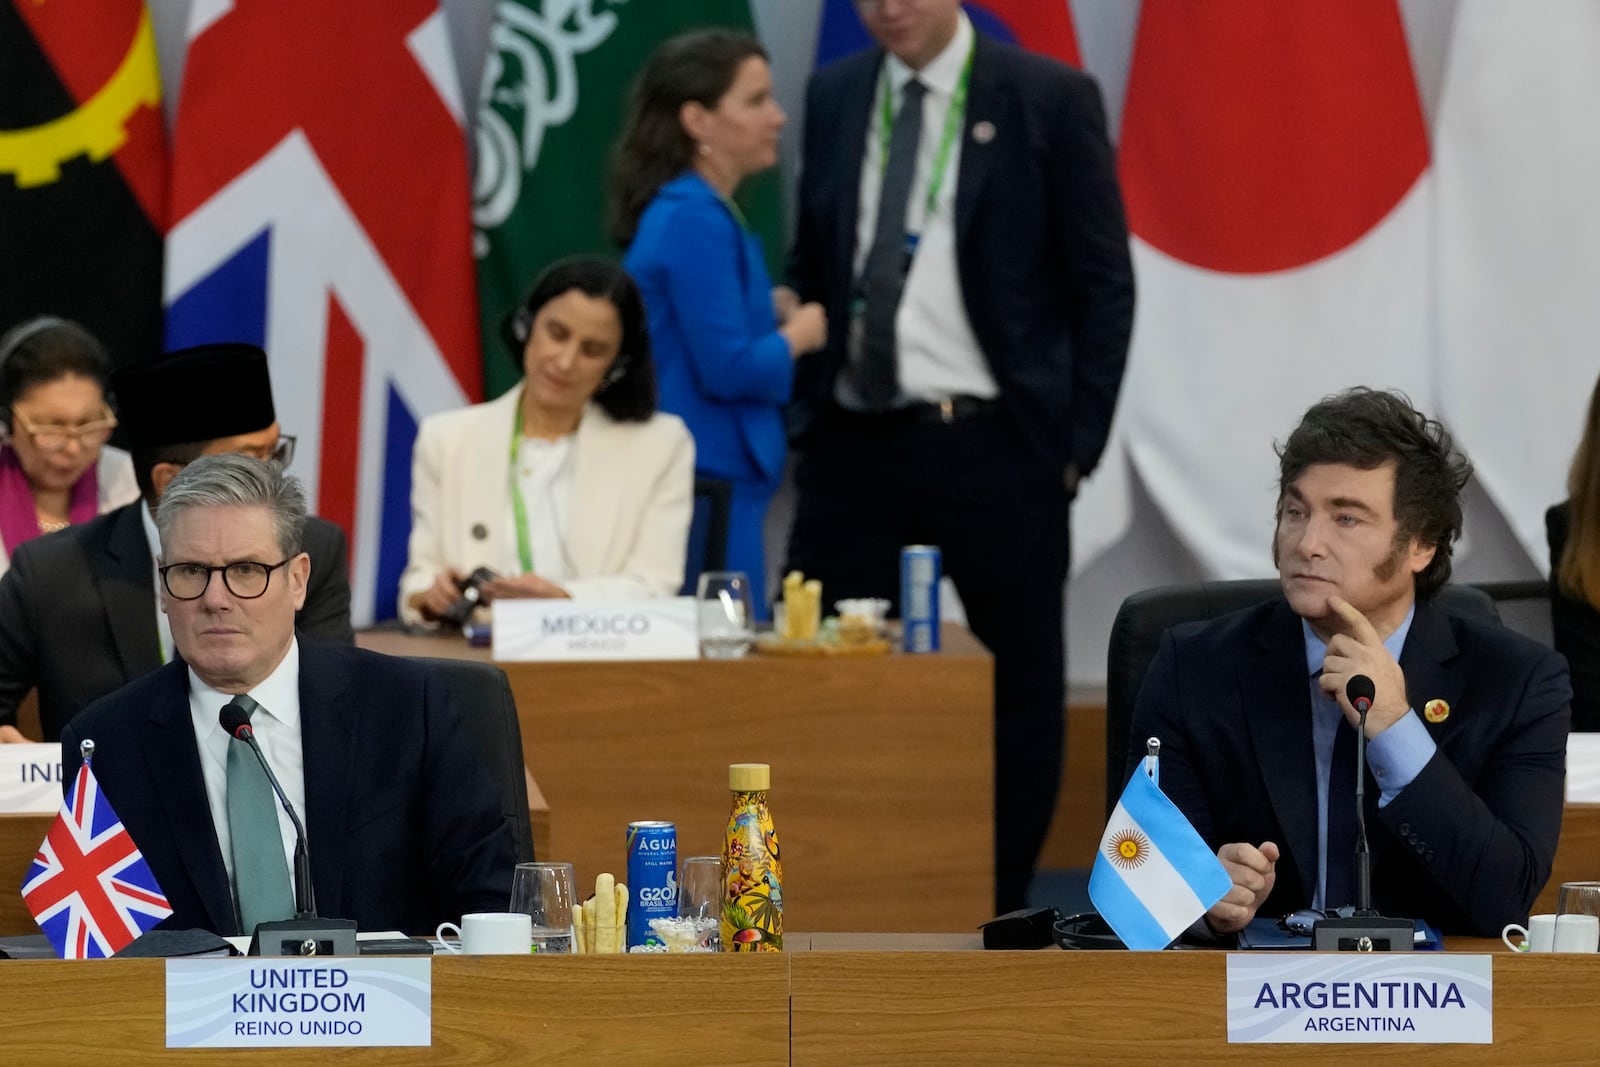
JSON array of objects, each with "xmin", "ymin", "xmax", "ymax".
[
  {"xmin": 139, "ymin": 500, "xmax": 175, "ymax": 664},
  {"xmin": 844, "ymin": 11, "xmax": 996, "ymax": 407},
  {"xmin": 187, "ymin": 638, "xmax": 305, "ymax": 897},
  {"xmin": 502, "ymin": 432, "xmax": 576, "ymax": 582}
]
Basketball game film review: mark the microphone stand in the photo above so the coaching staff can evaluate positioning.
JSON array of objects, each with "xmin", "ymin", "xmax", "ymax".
[
  {"xmin": 1313, "ymin": 697, "xmax": 1414, "ymax": 952},
  {"xmin": 225, "ymin": 705, "xmax": 357, "ymax": 957}
]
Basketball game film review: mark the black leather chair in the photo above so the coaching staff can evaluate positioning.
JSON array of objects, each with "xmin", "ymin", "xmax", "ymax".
[
  {"xmin": 679, "ymin": 476, "xmax": 733, "ymax": 594},
  {"xmin": 1102, "ymin": 580, "xmax": 1499, "ymax": 818},
  {"xmin": 419, "ymin": 657, "xmax": 535, "ymax": 862}
]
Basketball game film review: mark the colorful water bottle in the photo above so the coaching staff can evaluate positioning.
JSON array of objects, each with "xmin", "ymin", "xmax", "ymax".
[{"xmin": 721, "ymin": 763, "xmax": 782, "ymax": 951}]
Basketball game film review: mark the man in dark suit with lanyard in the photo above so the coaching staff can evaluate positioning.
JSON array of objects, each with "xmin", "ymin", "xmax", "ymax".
[{"xmin": 786, "ymin": 0, "xmax": 1135, "ymax": 912}]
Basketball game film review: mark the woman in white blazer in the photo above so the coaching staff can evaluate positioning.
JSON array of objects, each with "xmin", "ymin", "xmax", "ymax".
[
  {"xmin": 0, "ymin": 317, "xmax": 139, "ymax": 578},
  {"xmin": 400, "ymin": 257, "xmax": 694, "ymax": 625}
]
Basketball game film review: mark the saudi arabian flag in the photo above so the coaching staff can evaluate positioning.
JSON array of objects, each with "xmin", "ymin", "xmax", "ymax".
[{"xmin": 473, "ymin": 0, "xmax": 785, "ymax": 398}]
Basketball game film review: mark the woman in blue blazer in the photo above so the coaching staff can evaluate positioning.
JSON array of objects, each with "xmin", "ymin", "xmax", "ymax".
[{"xmin": 614, "ymin": 30, "xmax": 827, "ymax": 615}]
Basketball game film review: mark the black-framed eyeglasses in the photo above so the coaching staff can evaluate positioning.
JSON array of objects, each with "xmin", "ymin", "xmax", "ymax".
[
  {"xmin": 160, "ymin": 559, "xmax": 292, "ymax": 600},
  {"xmin": 251, "ymin": 434, "xmax": 295, "ymax": 469},
  {"xmin": 1279, "ymin": 905, "xmax": 1356, "ymax": 937}
]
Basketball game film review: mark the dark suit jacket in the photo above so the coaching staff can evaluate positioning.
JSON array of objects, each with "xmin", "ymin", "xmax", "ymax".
[
  {"xmin": 1546, "ymin": 501, "xmax": 1600, "ymax": 731},
  {"xmin": 60, "ymin": 640, "xmax": 516, "ymax": 936},
  {"xmin": 1129, "ymin": 597, "xmax": 1570, "ymax": 936},
  {"xmin": 0, "ymin": 502, "xmax": 354, "ymax": 740},
  {"xmin": 787, "ymin": 31, "xmax": 1135, "ymax": 474}
]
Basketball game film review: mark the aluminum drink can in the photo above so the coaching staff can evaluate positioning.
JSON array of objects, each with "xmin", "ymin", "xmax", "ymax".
[
  {"xmin": 900, "ymin": 545, "xmax": 941, "ymax": 653},
  {"xmin": 626, "ymin": 820, "xmax": 678, "ymax": 946}
]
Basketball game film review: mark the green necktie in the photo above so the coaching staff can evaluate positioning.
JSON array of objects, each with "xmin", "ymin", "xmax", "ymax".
[{"xmin": 225, "ymin": 694, "xmax": 295, "ymax": 932}]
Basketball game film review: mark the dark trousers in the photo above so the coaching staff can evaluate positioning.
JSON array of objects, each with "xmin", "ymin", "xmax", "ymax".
[{"xmin": 786, "ymin": 406, "xmax": 1071, "ymax": 915}]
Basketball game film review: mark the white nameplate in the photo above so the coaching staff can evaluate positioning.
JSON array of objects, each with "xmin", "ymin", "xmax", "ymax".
[
  {"xmin": 0, "ymin": 743, "xmax": 63, "ymax": 813},
  {"xmin": 166, "ymin": 958, "xmax": 431, "ymax": 1048},
  {"xmin": 1566, "ymin": 732, "xmax": 1600, "ymax": 802},
  {"xmin": 1227, "ymin": 954, "xmax": 1491, "ymax": 1043},
  {"xmin": 492, "ymin": 597, "xmax": 698, "ymax": 661}
]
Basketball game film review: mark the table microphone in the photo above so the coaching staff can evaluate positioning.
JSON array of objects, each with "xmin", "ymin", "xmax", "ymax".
[
  {"xmin": 219, "ymin": 702, "xmax": 357, "ymax": 957},
  {"xmin": 220, "ymin": 702, "xmax": 316, "ymax": 919},
  {"xmin": 1311, "ymin": 674, "xmax": 1414, "ymax": 952},
  {"xmin": 1346, "ymin": 674, "xmax": 1376, "ymax": 914}
]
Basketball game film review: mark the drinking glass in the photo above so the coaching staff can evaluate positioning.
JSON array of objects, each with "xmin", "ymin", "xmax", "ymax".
[
  {"xmin": 509, "ymin": 861, "xmax": 576, "ymax": 954},
  {"xmin": 1558, "ymin": 880, "xmax": 1600, "ymax": 920},
  {"xmin": 696, "ymin": 571, "xmax": 753, "ymax": 659},
  {"xmin": 678, "ymin": 855, "xmax": 723, "ymax": 950}
]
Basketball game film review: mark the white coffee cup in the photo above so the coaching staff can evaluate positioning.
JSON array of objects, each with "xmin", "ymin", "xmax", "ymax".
[
  {"xmin": 1553, "ymin": 913, "xmax": 1600, "ymax": 953},
  {"xmin": 1502, "ymin": 913, "xmax": 1558, "ymax": 953},
  {"xmin": 436, "ymin": 912, "xmax": 532, "ymax": 955}
]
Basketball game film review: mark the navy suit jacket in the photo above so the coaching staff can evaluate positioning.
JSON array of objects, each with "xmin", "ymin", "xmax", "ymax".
[
  {"xmin": 0, "ymin": 501, "xmax": 353, "ymax": 740},
  {"xmin": 1129, "ymin": 597, "xmax": 1570, "ymax": 936},
  {"xmin": 787, "ymin": 30, "xmax": 1134, "ymax": 474},
  {"xmin": 61, "ymin": 640, "xmax": 516, "ymax": 937}
]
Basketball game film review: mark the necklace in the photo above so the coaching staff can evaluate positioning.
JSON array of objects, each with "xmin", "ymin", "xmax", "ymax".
[{"xmin": 37, "ymin": 518, "xmax": 69, "ymax": 534}]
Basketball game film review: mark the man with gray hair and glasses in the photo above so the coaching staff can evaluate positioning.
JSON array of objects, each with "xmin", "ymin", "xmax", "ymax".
[
  {"xmin": 62, "ymin": 454, "xmax": 515, "ymax": 937},
  {"xmin": 0, "ymin": 342, "xmax": 353, "ymax": 743}
]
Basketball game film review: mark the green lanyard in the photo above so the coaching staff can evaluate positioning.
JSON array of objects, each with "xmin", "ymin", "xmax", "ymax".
[
  {"xmin": 877, "ymin": 40, "xmax": 974, "ymax": 226},
  {"xmin": 719, "ymin": 190, "xmax": 749, "ymax": 231},
  {"xmin": 510, "ymin": 398, "xmax": 534, "ymax": 575}
]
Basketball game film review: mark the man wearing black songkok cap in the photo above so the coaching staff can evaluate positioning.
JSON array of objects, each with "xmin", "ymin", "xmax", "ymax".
[{"xmin": 0, "ymin": 343, "xmax": 354, "ymax": 742}]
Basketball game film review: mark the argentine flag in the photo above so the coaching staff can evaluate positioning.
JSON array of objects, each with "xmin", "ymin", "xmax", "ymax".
[{"xmin": 1089, "ymin": 748, "xmax": 1231, "ymax": 950}]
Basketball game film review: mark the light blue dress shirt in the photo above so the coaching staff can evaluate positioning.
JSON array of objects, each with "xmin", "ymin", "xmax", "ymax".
[{"xmin": 1303, "ymin": 603, "xmax": 1436, "ymax": 908}]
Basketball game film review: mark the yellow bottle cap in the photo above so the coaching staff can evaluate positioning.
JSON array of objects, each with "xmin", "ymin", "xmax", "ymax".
[{"xmin": 729, "ymin": 763, "xmax": 770, "ymax": 791}]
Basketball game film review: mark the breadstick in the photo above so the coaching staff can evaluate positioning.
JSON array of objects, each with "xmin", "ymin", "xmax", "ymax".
[{"xmin": 595, "ymin": 873, "xmax": 617, "ymax": 953}]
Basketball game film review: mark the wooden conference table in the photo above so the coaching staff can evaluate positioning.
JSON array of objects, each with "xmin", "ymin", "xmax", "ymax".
[
  {"xmin": 0, "ymin": 626, "xmax": 994, "ymax": 936},
  {"xmin": 358, "ymin": 625, "xmax": 996, "ymax": 934},
  {"xmin": 2, "ymin": 934, "xmax": 1597, "ymax": 1064}
]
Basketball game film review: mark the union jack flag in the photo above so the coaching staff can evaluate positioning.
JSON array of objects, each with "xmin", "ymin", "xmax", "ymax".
[
  {"xmin": 20, "ymin": 758, "xmax": 172, "ymax": 959},
  {"xmin": 163, "ymin": 2, "xmax": 482, "ymax": 625}
]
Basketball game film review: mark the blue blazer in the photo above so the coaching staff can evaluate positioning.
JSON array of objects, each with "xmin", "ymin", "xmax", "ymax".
[
  {"xmin": 788, "ymin": 31, "xmax": 1134, "ymax": 474},
  {"xmin": 626, "ymin": 172, "xmax": 792, "ymax": 485},
  {"xmin": 61, "ymin": 640, "xmax": 517, "ymax": 936},
  {"xmin": 1129, "ymin": 597, "xmax": 1571, "ymax": 936}
]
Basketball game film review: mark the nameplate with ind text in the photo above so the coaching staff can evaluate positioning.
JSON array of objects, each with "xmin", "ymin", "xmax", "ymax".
[
  {"xmin": 166, "ymin": 958, "xmax": 431, "ymax": 1048},
  {"xmin": 0, "ymin": 743, "xmax": 63, "ymax": 813},
  {"xmin": 493, "ymin": 597, "xmax": 698, "ymax": 661},
  {"xmin": 1227, "ymin": 953, "xmax": 1491, "ymax": 1043}
]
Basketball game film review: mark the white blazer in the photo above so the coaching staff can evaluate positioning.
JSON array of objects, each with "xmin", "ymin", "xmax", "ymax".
[
  {"xmin": 0, "ymin": 444, "xmax": 140, "ymax": 578},
  {"xmin": 398, "ymin": 386, "xmax": 695, "ymax": 624}
]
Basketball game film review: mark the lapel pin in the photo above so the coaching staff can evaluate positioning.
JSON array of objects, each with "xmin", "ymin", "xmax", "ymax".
[
  {"xmin": 972, "ymin": 120, "xmax": 996, "ymax": 145},
  {"xmin": 471, "ymin": 523, "xmax": 488, "ymax": 541},
  {"xmin": 1423, "ymin": 698, "xmax": 1450, "ymax": 724}
]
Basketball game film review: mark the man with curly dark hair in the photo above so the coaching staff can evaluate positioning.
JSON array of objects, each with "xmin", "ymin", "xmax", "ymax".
[{"xmin": 1131, "ymin": 388, "xmax": 1570, "ymax": 937}]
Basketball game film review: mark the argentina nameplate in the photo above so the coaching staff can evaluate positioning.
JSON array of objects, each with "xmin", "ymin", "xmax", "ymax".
[{"xmin": 1226, "ymin": 953, "xmax": 1492, "ymax": 1043}]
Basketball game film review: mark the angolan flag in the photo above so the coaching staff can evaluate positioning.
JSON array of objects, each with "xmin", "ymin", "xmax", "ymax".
[
  {"xmin": 0, "ymin": 0, "xmax": 165, "ymax": 368},
  {"xmin": 163, "ymin": 1, "xmax": 481, "ymax": 624}
]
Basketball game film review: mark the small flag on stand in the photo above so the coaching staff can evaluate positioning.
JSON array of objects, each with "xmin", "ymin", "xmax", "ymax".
[
  {"xmin": 1089, "ymin": 740, "xmax": 1230, "ymax": 950},
  {"xmin": 20, "ymin": 747, "xmax": 171, "ymax": 958}
]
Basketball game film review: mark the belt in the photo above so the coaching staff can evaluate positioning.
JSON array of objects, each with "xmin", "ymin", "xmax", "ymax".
[{"xmin": 841, "ymin": 395, "xmax": 1003, "ymax": 426}]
